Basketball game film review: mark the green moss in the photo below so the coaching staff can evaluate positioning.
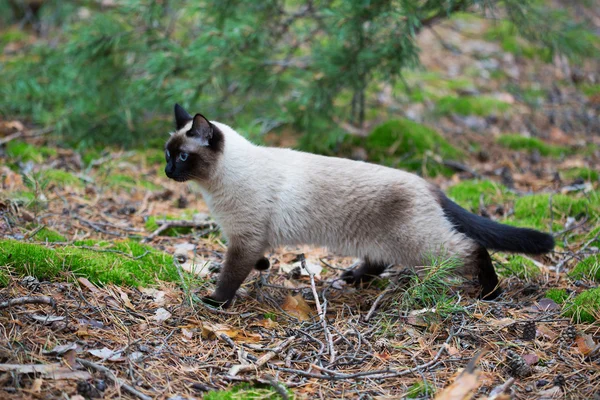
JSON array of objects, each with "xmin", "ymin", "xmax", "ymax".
[
  {"xmin": 496, "ymin": 134, "xmax": 569, "ymax": 158},
  {"xmin": 145, "ymin": 215, "xmax": 193, "ymax": 237},
  {"xmin": 406, "ymin": 380, "xmax": 435, "ymax": 399},
  {"xmin": 484, "ymin": 20, "xmax": 551, "ymax": 61},
  {"xmin": 39, "ymin": 169, "xmax": 83, "ymax": 187},
  {"xmin": 204, "ymin": 383, "xmax": 287, "ymax": 400},
  {"xmin": 570, "ymin": 255, "xmax": 600, "ymax": 282},
  {"xmin": 564, "ymin": 288, "xmax": 600, "ymax": 323},
  {"xmin": 5, "ymin": 141, "xmax": 57, "ymax": 163},
  {"xmin": 447, "ymin": 180, "xmax": 512, "ymax": 212},
  {"xmin": 497, "ymin": 254, "xmax": 540, "ymax": 279},
  {"xmin": 561, "ymin": 168, "xmax": 599, "ymax": 182},
  {"xmin": 0, "ymin": 270, "xmax": 9, "ymax": 287},
  {"xmin": 32, "ymin": 227, "xmax": 67, "ymax": 243},
  {"xmin": 107, "ymin": 174, "xmax": 160, "ymax": 191},
  {"xmin": 580, "ymin": 84, "xmax": 600, "ymax": 97},
  {"xmin": 545, "ymin": 288, "xmax": 569, "ymax": 304},
  {"xmin": 0, "ymin": 239, "xmax": 178, "ymax": 286},
  {"xmin": 356, "ymin": 118, "xmax": 461, "ymax": 176},
  {"xmin": 510, "ymin": 193, "xmax": 598, "ymax": 231},
  {"xmin": 436, "ymin": 95, "xmax": 511, "ymax": 117}
]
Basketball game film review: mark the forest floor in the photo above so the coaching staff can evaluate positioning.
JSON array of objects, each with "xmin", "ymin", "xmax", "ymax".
[{"xmin": 1, "ymin": 8, "xmax": 600, "ymax": 400}]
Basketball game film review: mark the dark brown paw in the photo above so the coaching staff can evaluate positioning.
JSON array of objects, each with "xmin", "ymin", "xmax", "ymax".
[
  {"xmin": 341, "ymin": 269, "xmax": 358, "ymax": 284},
  {"xmin": 254, "ymin": 257, "xmax": 270, "ymax": 271},
  {"xmin": 201, "ymin": 295, "xmax": 232, "ymax": 309}
]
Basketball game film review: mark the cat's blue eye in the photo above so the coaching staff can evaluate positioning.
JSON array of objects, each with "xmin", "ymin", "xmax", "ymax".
[
  {"xmin": 178, "ymin": 152, "xmax": 188, "ymax": 162},
  {"xmin": 165, "ymin": 150, "xmax": 170, "ymax": 159}
]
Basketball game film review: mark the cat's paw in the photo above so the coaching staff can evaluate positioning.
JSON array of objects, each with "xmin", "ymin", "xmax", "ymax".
[
  {"xmin": 254, "ymin": 257, "xmax": 270, "ymax": 271},
  {"xmin": 341, "ymin": 269, "xmax": 358, "ymax": 284},
  {"xmin": 201, "ymin": 294, "xmax": 232, "ymax": 309}
]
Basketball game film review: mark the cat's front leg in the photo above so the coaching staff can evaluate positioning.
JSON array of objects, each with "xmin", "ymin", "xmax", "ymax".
[{"xmin": 202, "ymin": 239, "xmax": 265, "ymax": 308}]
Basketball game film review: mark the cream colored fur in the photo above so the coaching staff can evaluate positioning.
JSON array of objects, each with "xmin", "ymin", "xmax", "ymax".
[{"xmin": 174, "ymin": 120, "xmax": 478, "ymax": 269}]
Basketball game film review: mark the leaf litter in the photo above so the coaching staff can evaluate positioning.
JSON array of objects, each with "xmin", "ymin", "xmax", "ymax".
[{"xmin": 1, "ymin": 8, "xmax": 600, "ymax": 400}]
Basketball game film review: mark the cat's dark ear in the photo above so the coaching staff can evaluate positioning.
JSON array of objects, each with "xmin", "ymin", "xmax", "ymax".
[
  {"xmin": 188, "ymin": 113, "xmax": 213, "ymax": 146},
  {"xmin": 174, "ymin": 103, "xmax": 192, "ymax": 130}
]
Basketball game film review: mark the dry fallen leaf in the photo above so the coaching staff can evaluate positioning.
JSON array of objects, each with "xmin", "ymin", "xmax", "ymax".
[
  {"xmin": 181, "ymin": 327, "xmax": 194, "ymax": 340},
  {"xmin": 152, "ymin": 307, "xmax": 172, "ymax": 323},
  {"xmin": 31, "ymin": 378, "xmax": 43, "ymax": 394},
  {"xmin": 200, "ymin": 323, "xmax": 261, "ymax": 343},
  {"xmin": 522, "ymin": 353, "xmax": 539, "ymax": 366},
  {"xmin": 434, "ymin": 367, "xmax": 480, "ymax": 400},
  {"xmin": 251, "ymin": 318, "xmax": 279, "ymax": 329},
  {"xmin": 139, "ymin": 287, "xmax": 166, "ymax": 306},
  {"xmin": 88, "ymin": 347, "xmax": 123, "ymax": 362},
  {"xmin": 281, "ymin": 294, "xmax": 313, "ymax": 321},
  {"xmin": 116, "ymin": 287, "xmax": 135, "ymax": 310},
  {"xmin": 575, "ymin": 334, "xmax": 597, "ymax": 356}
]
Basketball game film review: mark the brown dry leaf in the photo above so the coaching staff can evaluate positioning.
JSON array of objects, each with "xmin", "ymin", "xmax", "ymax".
[
  {"xmin": 522, "ymin": 353, "xmax": 539, "ymax": 366},
  {"xmin": 63, "ymin": 349, "xmax": 77, "ymax": 368},
  {"xmin": 444, "ymin": 344, "xmax": 460, "ymax": 356},
  {"xmin": 575, "ymin": 334, "xmax": 597, "ymax": 356},
  {"xmin": 116, "ymin": 287, "xmax": 135, "ymax": 310},
  {"xmin": 31, "ymin": 378, "xmax": 43, "ymax": 394},
  {"xmin": 280, "ymin": 252, "xmax": 299, "ymax": 263},
  {"xmin": 201, "ymin": 323, "xmax": 262, "ymax": 343},
  {"xmin": 152, "ymin": 307, "xmax": 172, "ymax": 323},
  {"xmin": 487, "ymin": 318, "xmax": 516, "ymax": 329},
  {"xmin": 538, "ymin": 386, "xmax": 562, "ymax": 399},
  {"xmin": 434, "ymin": 367, "xmax": 480, "ymax": 400},
  {"xmin": 181, "ymin": 327, "xmax": 194, "ymax": 340},
  {"xmin": 139, "ymin": 287, "xmax": 166, "ymax": 306},
  {"xmin": 251, "ymin": 318, "xmax": 279, "ymax": 329},
  {"xmin": 549, "ymin": 126, "xmax": 570, "ymax": 145},
  {"xmin": 77, "ymin": 278, "xmax": 102, "ymax": 295},
  {"xmin": 281, "ymin": 294, "xmax": 313, "ymax": 321},
  {"xmin": 0, "ymin": 120, "xmax": 25, "ymax": 133},
  {"xmin": 536, "ymin": 325, "xmax": 558, "ymax": 340}
]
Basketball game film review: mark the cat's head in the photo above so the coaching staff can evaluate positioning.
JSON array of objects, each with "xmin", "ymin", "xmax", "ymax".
[{"xmin": 164, "ymin": 104, "xmax": 224, "ymax": 183}]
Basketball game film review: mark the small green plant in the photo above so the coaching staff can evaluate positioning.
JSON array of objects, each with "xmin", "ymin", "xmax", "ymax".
[
  {"xmin": 39, "ymin": 168, "xmax": 83, "ymax": 188},
  {"xmin": 496, "ymin": 134, "xmax": 569, "ymax": 158},
  {"xmin": 436, "ymin": 95, "xmax": 511, "ymax": 116},
  {"xmin": 5, "ymin": 141, "xmax": 57, "ymax": 163},
  {"xmin": 264, "ymin": 312, "xmax": 277, "ymax": 321},
  {"xmin": 399, "ymin": 254, "xmax": 463, "ymax": 318},
  {"xmin": 204, "ymin": 383, "xmax": 288, "ymax": 400},
  {"xmin": 406, "ymin": 380, "xmax": 435, "ymax": 398},
  {"xmin": 545, "ymin": 288, "xmax": 569, "ymax": 304},
  {"xmin": 569, "ymin": 255, "xmax": 600, "ymax": 282},
  {"xmin": 564, "ymin": 288, "xmax": 600, "ymax": 323}
]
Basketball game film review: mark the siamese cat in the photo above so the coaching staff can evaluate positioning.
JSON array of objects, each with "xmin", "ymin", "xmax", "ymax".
[{"xmin": 165, "ymin": 104, "xmax": 554, "ymax": 308}]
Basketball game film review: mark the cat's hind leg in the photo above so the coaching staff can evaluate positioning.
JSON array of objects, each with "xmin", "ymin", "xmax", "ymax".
[{"xmin": 341, "ymin": 259, "xmax": 388, "ymax": 285}]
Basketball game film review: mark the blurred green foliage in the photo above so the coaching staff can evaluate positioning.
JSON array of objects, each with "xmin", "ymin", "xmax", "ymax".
[{"xmin": 0, "ymin": 0, "xmax": 597, "ymax": 149}]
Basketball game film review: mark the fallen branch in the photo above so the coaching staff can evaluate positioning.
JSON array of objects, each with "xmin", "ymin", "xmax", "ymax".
[
  {"xmin": 77, "ymin": 358, "xmax": 152, "ymax": 400},
  {"xmin": 0, "ymin": 131, "xmax": 23, "ymax": 146},
  {"xmin": 272, "ymin": 329, "xmax": 455, "ymax": 381},
  {"xmin": 364, "ymin": 287, "xmax": 392, "ymax": 322},
  {"xmin": 143, "ymin": 219, "xmax": 215, "ymax": 242},
  {"xmin": 0, "ymin": 296, "xmax": 55, "ymax": 310},
  {"xmin": 301, "ymin": 254, "xmax": 336, "ymax": 364},
  {"xmin": 228, "ymin": 335, "xmax": 296, "ymax": 376}
]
